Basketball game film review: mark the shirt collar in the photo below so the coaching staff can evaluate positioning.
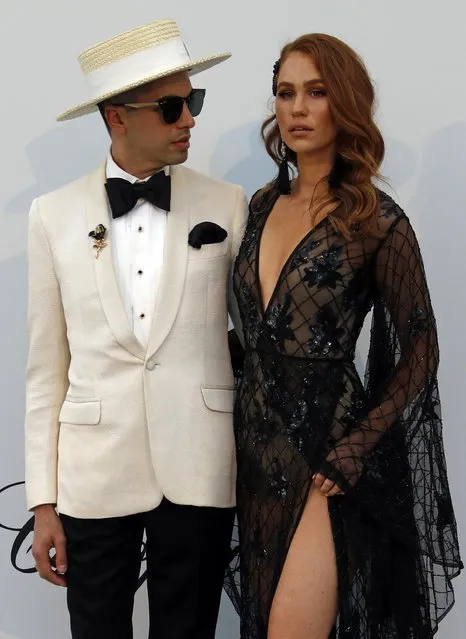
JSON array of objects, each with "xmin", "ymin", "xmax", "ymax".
[{"xmin": 106, "ymin": 151, "xmax": 169, "ymax": 183}]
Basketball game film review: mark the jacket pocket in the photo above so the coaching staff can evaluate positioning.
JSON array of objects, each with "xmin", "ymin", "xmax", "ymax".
[
  {"xmin": 201, "ymin": 386, "xmax": 235, "ymax": 413},
  {"xmin": 59, "ymin": 399, "xmax": 101, "ymax": 425},
  {"xmin": 188, "ymin": 242, "xmax": 228, "ymax": 260}
]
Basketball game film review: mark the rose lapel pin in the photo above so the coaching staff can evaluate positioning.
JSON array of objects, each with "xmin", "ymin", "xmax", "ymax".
[{"xmin": 88, "ymin": 224, "xmax": 108, "ymax": 258}]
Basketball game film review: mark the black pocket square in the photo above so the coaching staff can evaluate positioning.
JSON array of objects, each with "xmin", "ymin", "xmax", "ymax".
[{"xmin": 188, "ymin": 222, "xmax": 228, "ymax": 249}]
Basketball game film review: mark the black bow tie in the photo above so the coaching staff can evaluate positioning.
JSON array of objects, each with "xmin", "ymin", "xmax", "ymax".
[{"xmin": 105, "ymin": 171, "xmax": 171, "ymax": 219}]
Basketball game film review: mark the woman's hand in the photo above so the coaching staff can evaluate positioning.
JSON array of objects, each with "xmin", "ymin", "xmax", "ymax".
[{"xmin": 312, "ymin": 472, "xmax": 344, "ymax": 497}]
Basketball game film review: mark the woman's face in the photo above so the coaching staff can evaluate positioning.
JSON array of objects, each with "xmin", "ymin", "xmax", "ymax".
[{"xmin": 275, "ymin": 51, "xmax": 337, "ymax": 160}]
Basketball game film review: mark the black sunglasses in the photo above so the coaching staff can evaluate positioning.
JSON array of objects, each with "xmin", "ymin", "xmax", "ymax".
[{"xmin": 114, "ymin": 88, "xmax": 206, "ymax": 124}]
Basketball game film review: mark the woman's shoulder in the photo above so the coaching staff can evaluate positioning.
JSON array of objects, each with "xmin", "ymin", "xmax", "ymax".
[
  {"xmin": 375, "ymin": 189, "xmax": 409, "ymax": 234},
  {"xmin": 249, "ymin": 182, "xmax": 279, "ymax": 214}
]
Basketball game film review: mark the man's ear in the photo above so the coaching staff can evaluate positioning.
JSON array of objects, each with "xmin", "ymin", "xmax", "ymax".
[{"xmin": 103, "ymin": 104, "xmax": 127, "ymax": 135}]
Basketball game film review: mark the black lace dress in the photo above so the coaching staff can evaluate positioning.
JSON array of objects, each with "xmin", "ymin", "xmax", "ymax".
[{"xmin": 225, "ymin": 185, "xmax": 462, "ymax": 639}]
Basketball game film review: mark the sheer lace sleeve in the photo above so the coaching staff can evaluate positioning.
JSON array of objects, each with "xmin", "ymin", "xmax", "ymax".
[{"xmin": 323, "ymin": 215, "xmax": 442, "ymax": 490}]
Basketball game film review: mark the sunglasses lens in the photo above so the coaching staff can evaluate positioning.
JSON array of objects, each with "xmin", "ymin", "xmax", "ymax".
[
  {"xmin": 158, "ymin": 90, "xmax": 205, "ymax": 124},
  {"xmin": 160, "ymin": 96, "xmax": 184, "ymax": 124},
  {"xmin": 187, "ymin": 89, "xmax": 205, "ymax": 117}
]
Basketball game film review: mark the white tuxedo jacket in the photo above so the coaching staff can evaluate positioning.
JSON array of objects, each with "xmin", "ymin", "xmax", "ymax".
[{"xmin": 25, "ymin": 162, "xmax": 248, "ymax": 518}]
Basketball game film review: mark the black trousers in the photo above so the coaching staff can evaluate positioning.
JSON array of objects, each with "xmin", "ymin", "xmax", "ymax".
[{"xmin": 60, "ymin": 498, "xmax": 235, "ymax": 639}]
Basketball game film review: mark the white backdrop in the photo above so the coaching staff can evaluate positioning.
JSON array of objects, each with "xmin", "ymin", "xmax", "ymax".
[{"xmin": 0, "ymin": 1, "xmax": 465, "ymax": 637}]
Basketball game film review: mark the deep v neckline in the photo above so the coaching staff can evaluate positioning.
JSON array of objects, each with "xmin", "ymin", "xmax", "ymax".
[{"xmin": 256, "ymin": 194, "xmax": 328, "ymax": 316}]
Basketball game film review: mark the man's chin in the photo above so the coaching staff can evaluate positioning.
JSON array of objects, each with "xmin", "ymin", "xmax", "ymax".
[{"xmin": 168, "ymin": 150, "xmax": 189, "ymax": 166}]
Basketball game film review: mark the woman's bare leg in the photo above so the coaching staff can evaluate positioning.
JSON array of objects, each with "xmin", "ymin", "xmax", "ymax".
[{"xmin": 268, "ymin": 488, "xmax": 338, "ymax": 639}]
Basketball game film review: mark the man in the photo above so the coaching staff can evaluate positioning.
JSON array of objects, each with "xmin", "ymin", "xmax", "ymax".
[{"xmin": 25, "ymin": 18, "xmax": 247, "ymax": 639}]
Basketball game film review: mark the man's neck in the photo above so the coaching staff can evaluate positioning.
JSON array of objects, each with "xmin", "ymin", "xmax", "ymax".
[{"xmin": 110, "ymin": 147, "xmax": 165, "ymax": 180}]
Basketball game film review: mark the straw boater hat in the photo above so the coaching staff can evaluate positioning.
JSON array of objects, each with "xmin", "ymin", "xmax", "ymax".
[{"xmin": 57, "ymin": 18, "xmax": 231, "ymax": 122}]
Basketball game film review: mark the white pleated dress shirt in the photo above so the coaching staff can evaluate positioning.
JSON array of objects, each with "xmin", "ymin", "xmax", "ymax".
[{"xmin": 106, "ymin": 152, "xmax": 169, "ymax": 349}]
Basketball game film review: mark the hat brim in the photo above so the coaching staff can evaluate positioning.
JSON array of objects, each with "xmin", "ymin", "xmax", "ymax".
[{"xmin": 56, "ymin": 52, "xmax": 231, "ymax": 122}]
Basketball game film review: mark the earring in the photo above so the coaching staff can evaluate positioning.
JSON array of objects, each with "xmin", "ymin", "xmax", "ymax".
[
  {"xmin": 277, "ymin": 142, "xmax": 291, "ymax": 195},
  {"xmin": 328, "ymin": 154, "xmax": 347, "ymax": 189}
]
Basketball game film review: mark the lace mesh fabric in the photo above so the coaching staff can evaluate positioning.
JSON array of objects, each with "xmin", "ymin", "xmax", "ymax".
[{"xmin": 225, "ymin": 185, "xmax": 462, "ymax": 639}]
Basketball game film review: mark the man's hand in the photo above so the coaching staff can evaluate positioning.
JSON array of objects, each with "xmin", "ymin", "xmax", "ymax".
[{"xmin": 32, "ymin": 504, "xmax": 67, "ymax": 587}]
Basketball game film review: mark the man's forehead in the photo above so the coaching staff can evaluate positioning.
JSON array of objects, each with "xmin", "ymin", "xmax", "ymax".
[{"xmin": 144, "ymin": 72, "xmax": 192, "ymax": 95}]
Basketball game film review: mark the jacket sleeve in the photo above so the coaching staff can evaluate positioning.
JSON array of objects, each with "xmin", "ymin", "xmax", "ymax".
[{"xmin": 25, "ymin": 198, "xmax": 70, "ymax": 510}]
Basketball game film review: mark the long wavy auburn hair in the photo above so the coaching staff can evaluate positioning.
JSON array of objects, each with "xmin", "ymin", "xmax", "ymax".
[{"xmin": 262, "ymin": 33, "xmax": 385, "ymax": 238}]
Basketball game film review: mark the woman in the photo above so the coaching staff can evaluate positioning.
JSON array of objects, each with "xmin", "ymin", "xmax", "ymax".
[{"xmin": 228, "ymin": 34, "xmax": 463, "ymax": 639}]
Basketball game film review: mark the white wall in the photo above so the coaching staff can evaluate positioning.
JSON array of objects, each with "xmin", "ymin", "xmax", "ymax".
[{"xmin": 0, "ymin": 1, "xmax": 464, "ymax": 637}]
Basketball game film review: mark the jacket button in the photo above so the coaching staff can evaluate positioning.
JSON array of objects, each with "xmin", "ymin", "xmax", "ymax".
[{"xmin": 146, "ymin": 359, "xmax": 157, "ymax": 371}]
